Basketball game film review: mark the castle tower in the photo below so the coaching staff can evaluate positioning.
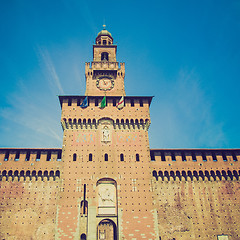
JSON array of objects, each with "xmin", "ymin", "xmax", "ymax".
[
  {"xmin": 0, "ymin": 27, "xmax": 240, "ymax": 240},
  {"xmin": 85, "ymin": 26, "xmax": 125, "ymax": 96},
  {"xmin": 58, "ymin": 27, "xmax": 156, "ymax": 239}
]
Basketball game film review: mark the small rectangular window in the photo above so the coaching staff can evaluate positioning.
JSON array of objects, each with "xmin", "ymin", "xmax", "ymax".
[
  {"xmin": 233, "ymin": 152, "xmax": 238, "ymax": 161},
  {"xmin": 202, "ymin": 152, "xmax": 207, "ymax": 161},
  {"xmin": 57, "ymin": 151, "xmax": 62, "ymax": 161},
  {"xmin": 47, "ymin": 152, "xmax": 51, "ymax": 161},
  {"xmin": 4, "ymin": 152, "xmax": 9, "ymax": 161},
  {"xmin": 15, "ymin": 152, "xmax": 20, "ymax": 161},
  {"xmin": 212, "ymin": 152, "xmax": 217, "ymax": 162},
  {"xmin": 181, "ymin": 151, "xmax": 186, "ymax": 161},
  {"xmin": 95, "ymin": 98, "xmax": 98, "ymax": 106},
  {"xmin": 131, "ymin": 99, "xmax": 134, "ymax": 107},
  {"xmin": 25, "ymin": 151, "xmax": 30, "ymax": 161},
  {"xmin": 150, "ymin": 152, "xmax": 155, "ymax": 161},
  {"xmin": 161, "ymin": 152, "xmax": 166, "ymax": 161},
  {"xmin": 192, "ymin": 152, "xmax": 197, "ymax": 161},
  {"xmin": 36, "ymin": 152, "xmax": 41, "ymax": 161},
  {"xmin": 77, "ymin": 98, "xmax": 81, "ymax": 106},
  {"xmin": 222, "ymin": 152, "xmax": 227, "ymax": 161}
]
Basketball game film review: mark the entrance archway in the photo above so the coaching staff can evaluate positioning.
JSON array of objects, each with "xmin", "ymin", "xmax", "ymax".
[{"xmin": 97, "ymin": 219, "xmax": 117, "ymax": 240}]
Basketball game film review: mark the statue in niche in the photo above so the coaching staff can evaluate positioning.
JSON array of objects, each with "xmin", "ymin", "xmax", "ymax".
[{"xmin": 101, "ymin": 125, "xmax": 111, "ymax": 143}]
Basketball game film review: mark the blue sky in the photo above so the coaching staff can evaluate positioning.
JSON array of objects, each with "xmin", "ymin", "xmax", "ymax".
[{"xmin": 0, "ymin": 0, "xmax": 239, "ymax": 149}]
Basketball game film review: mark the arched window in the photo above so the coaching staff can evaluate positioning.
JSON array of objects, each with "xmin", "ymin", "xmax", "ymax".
[
  {"xmin": 81, "ymin": 200, "xmax": 88, "ymax": 215},
  {"xmin": 101, "ymin": 52, "xmax": 109, "ymax": 61},
  {"xmin": 56, "ymin": 170, "xmax": 60, "ymax": 178},
  {"xmin": 152, "ymin": 170, "xmax": 158, "ymax": 181},
  {"xmin": 80, "ymin": 233, "xmax": 87, "ymax": 240},
  {"xmin": 136, "ymin": 154, "xmax": 140, "ymax": 162},
  {"xmin": 73, "ymin": 153, "xmax": 77, "ymax": 161},
  {"xmin": 89, "ymin": 153, "xmax": 92, "ymax": 161},
  {"xmin": 104, "ymin": 153, "xmax": 108, "ymax": 161},
  {"xmin": 120, "ymin": 154, "xmax": 124, "ymax": 161}
]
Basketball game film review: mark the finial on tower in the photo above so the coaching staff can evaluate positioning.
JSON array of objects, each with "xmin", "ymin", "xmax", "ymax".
[{"xmin": 103, "ymin": 24, "xmax": 106, "ymax": 30}]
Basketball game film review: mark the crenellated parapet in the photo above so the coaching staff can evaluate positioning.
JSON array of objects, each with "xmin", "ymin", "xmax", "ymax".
[
  {"xmin": 61, "ymin": 118, "xmax": 150, "ymax": 130},
  {"xmin": 0, "ymin": 148, "xmax": 62, "ymax": 182},
  {"xmin": 86, "ymin": 61, "xmax": 121, "ymax": 71},
  {"xmin": 0, "ymin": 169, "xmax": 60, "ymax": 181},
  {"xmin": 150, "ymin": 149, "xmax": 240, "ymax": 182},
  {"xmin": 152, "ymin": 169, "xmax": 240, "ymax": 182}
]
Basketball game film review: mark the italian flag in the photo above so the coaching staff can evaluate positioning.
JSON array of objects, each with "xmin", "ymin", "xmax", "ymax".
[
  {"xmin": 99, "ymin": 96, "xmax": 106, "ymax": 109},
  {"xmin": 116, "ymin": 96, "xmax": 124, "ymax": 109}
]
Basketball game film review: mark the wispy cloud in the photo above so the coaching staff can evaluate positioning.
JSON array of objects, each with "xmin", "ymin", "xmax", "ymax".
[
  {"xmin": 149, "ymin": 69, "xmax": 226, "ymax": 148},
  {"xmin": 37, "ymin": 46, "xmax": 64, "ymax": 95},
  {"xmin": 0, "ymin": 79, "xmax": 62, "ymax": 148}
]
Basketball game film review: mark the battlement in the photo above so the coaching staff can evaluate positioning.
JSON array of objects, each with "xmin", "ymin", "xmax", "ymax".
[
  {"xmin": 0, "ymin": 148, "xmax": 62, "ymax": 162},
  {"xmin": 0, "ymin": 148, "xmax": 62, "ymax": 181},
  {"xmin": 61, "ymin": 118, "xmax": 150, "ymax": 131},
  {"xmin": 150, "ymin": 148, "xmax": 240, "ymax": 162},
  {"xmin": 150, "ymin": 149, "xmax": 240, "ymax": 183},
  {"xmin": 85, "ymin": 61, "xmax": 123, "ymax": 70},
  {"xmin": 59, "ymin": 96, "xmax": 152, "ymax": 108}
]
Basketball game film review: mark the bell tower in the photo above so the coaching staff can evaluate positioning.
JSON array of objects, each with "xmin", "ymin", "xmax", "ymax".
[
  {"xmin": 58, "ymin": 27, "xmax": 156, "ymax": 240},
  {"xmin": 85, "ymin": 26, "xmax": 125, "ymax": 96}
]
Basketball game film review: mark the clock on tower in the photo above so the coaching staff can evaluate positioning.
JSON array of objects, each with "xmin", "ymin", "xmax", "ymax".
[{"xmin": 85, "ymin": 26, "xmax": 125, "ymax": 96}]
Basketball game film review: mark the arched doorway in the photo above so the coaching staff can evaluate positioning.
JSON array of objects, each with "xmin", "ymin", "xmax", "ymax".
[{"xmin": 97, "ymin": 219, "xmax": 117, "ymax": 240}]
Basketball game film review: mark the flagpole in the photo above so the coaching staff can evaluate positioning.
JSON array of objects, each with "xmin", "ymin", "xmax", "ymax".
[{"xmin": 104, "ymin": 90, "xmax": 106, "ymax": 107}]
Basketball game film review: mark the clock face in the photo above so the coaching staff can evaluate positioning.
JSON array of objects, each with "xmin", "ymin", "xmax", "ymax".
[{"xmin": 96, "ymin": 76, "xmax": 114, "ymax": 91}]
